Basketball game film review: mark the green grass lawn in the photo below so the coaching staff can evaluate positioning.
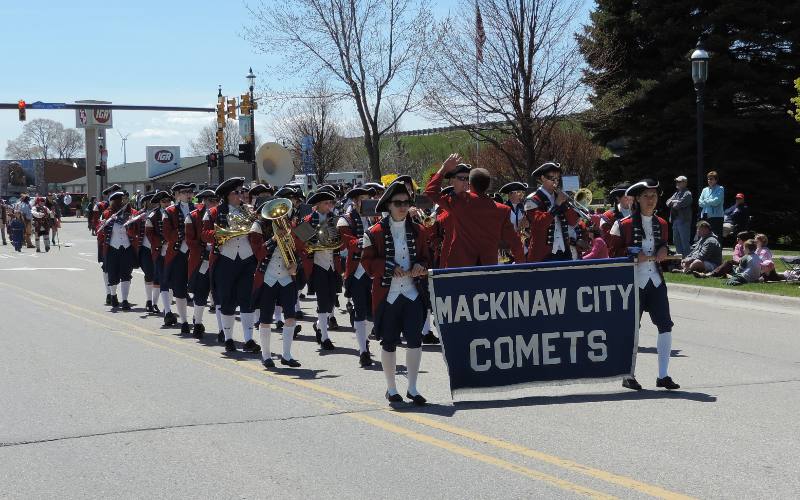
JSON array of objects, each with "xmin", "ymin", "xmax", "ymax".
[{"xmin": 664, "ymin": 257, "xmax": 800, "ymax": 298}]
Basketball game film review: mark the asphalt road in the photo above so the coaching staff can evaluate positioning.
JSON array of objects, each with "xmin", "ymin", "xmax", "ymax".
[{"xmin": 1, "ymin": 218, "xmax": 799, "ymax": 499}]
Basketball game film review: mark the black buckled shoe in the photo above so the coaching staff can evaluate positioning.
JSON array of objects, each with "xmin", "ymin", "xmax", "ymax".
[
  {"xmin": 293, "ymin": 324, "xmax": 302, "ymax": 339},
  {"xmin": 145, "ymin": 300, "xmax": 154, "ymax": 313},
  {"xmin": 262, "ymin": 357, "xmax": 275, "ymax": 368},
  {"xmin": 192, "ymin": 323, "xmax": 205, "ymax": 339},
  {"xmin": 110, "ymin": 295, "xmax": 120, "ymax": 308},
  {"xmin": 164, "ymin": 311, "xmax": 177, "ymax": 327},
  {"xmin": 656, "ymin": 376, "xmax": 680, "ymax": 390},
  {"xmin": 275, "ymin": 320, "xmax": 284, "ymax": 329},
  {"xmin": 280, "ymin": 357, "xmax": 301, "ymax": 368},
  {"xmin": 121, "ymin": 300, "xmax": 131, "ymax": 311},
  {"xmin": 180, "ymin": 322, "xmax": 191, "ymax": 335},
  {"xmin": 295, "ymin": 310, "xmax": 304, "ymax": 320},
  {"xmin": 422, "ymin": 332, "xmax": 440, "ymax": 345},
  {"xmin": 217, "ymin": 331, "xmax": 225, "ymax": 343},
  {"xmin": 406, "ymin": 392, "xmax": 427, "ymax": 406},
  {"xmin": 151, "ymin": 304, "xmax": 161, "ymax": 314},
  {"xmin": 385, "ymin": 391, "xmax": 403, "ymax": 403},
  {"xmin": 328, "ymin": 316, "xmax": 339, "ymax": 330},
  {"xmin": 208, "ymin": 305, "xmax": 215, "ymax": 314},
  {"xmin": 313, "ymin": 323, "xmax": 322, "ymax": 344},
  {"xmin": 622, "ymin": 377, "xmax": 643, "ymax": 391},
  {"xmin": 359, "ymin": 351, "xmax": 373, "ymax": 367},
  {"xmin": 224, "ymin": 339, "xmax": 236, "ymax": 352},
  {"xmin": 243, "ymin": 339, "xmax": 261, "ymax": 353},
  {"xmin": 320, "ymin": 339, "xmax": 335, "ymax": 351}
]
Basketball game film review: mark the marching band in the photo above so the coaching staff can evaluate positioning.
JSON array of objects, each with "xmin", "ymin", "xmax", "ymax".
[{"xmin": 84, "ymin": 154, "xmax": 681, "ymax": 405}]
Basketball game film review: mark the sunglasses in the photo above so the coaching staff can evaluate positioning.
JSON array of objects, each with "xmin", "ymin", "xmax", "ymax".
[
  {"xmin": 454, "ymin": 176, "xmax": 470, "ymax": 182},
  {"xmin": 390, "ymin": 199, "xmax": 412, "ymax": 207},
  {"xmin": 232, "ymin": 189, "xmax": 247, "ymax": 194}
]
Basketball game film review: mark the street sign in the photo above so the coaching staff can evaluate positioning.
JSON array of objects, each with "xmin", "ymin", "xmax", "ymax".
[
  {"xmin": 301, "ymin": 135, "xmax": 316, "ymax": 175},
  {"xmin": 238, "ymin": 115, "xmax": 251, "ymax": 137},
  {"xmin": 28, "ymin": 101, "xmax": 67, "ymax": 110}
]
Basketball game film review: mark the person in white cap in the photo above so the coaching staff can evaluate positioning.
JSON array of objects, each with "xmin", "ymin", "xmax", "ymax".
[{"xmin": 665, "ymin": 175, "xmax": 693, "ymax": 257}]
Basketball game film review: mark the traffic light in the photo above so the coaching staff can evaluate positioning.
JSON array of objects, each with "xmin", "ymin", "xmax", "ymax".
[
  {"xmin": 238, "ymin": 143, "xmax": 254, "ymax": 162},
  {"xmin": 240, "ymin": 94, "xmax": 251, "ymax": 116},
  {"xmin": 206, "ymin": 152, "xmax": 218, "ymax": 169},
  {"xmin": 226, "ymin": 98, "xmax": 237, "ymax": 120},
  {"xmin": 216, "ymin": 100, "xmax": 225, "ymax": 127},
  {"xmin": 18, "ymin": 100, "xmax": 26, "ymax": 121},
  {"xmin": 95, "ymin": 164, "xmax": 104, "ymax": 176},
  {"xmin": 216, "ymin": 129, "xmax": 225, "ymax": 152}
]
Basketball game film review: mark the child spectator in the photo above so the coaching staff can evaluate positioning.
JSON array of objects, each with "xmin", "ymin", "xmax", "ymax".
[
  {"xmin": 725, "ymin": 239, "xmax": 761, "ymax": 286},
  {"xmin": 9, "ymin": 212, "xmax": 25, "ymax": 252},
  {"xmin": 582, "ymin": 225, "xmax": 609, "ymax": 260},
  {"xmin": 754, "ymin": 233, "xmax": 779, "ymax": 280},
  {"xmin": 694, "ymin": 231, "xmax": 753, "ymax": 278}
]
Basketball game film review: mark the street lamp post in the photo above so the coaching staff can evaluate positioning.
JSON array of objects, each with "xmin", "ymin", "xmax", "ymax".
[
  {"xmin": 247, "ymin": 67, "xmax": 257, "ymax": 182},
  {"xmin": 691, "ymin": 39, "xmax": 709, "ymax": 197}
]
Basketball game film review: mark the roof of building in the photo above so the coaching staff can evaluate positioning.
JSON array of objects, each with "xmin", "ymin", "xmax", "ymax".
[{"xmin": 63, "ymin": 154, "xmax": 236, "ymax": 186}]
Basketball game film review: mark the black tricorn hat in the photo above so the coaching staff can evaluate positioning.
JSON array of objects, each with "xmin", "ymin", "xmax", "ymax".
[
  {"xmin": 625, "ymin": 179, "xmax": 660, "ymax": 197},
  {"xmin": 196, "ymin": 189, "xmax": 217, "ymax": 200},
  {"xmin": 215, "ymin": 177, "xmax": 245, "ymax": 199},
  {"xmin": 363, "ymin": 182, "xmax": 385, "ymax": 193},
  {"xmin": 608, "ymin": 183, "xmax": 631, "ymax": 198},
  {"xmin": 306, "ymin": 191, "xmax": 337, "ymax": 205},
  {"xmin": 108, "ymin": 191, "xmax": 126, "ymax": 201},
  {"xmin": 443, "ymin": 163, "xmax": 472, "ymax": 179},
  {"xmin": 530, "ymin": 162, "xmax": 562, "ymax": 179},
  {"xmin": 139, "ymin": 192, "xmax": 156, "ymax": 204},
  {"xmin": 394, "ymin": 175, "xmax": 413, "ymax": 184},
  {"xmin": 151, "ymin": 191, "xmax": 173, "ymax": 203},
  {"xmin": 248, "ymin": 184, "xmax": 271, "ymax": 197},
  {"xmin": 103, "ymin": 184, "xmax": 122, "ymax": 195},
  {"xmin": 498, "ymin": 181, "xmax": 528, "ymax": 194},
  {"xmin": 171, "ymin": 182, "xmax": 196, "ymax": 193},
  {"xmin": 440, "ymin": 185, "xmax": 455, "ymax": 195},
  {"xmin": 345, "ymin": 187, "xmax": 371, "ymax": 199},
  {"xmin": 376, "ymin": 182, "xmax": 412, "ymax": 213}
]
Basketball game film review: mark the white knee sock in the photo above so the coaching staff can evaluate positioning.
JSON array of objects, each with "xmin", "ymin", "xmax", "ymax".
[
  {"xmin": 406, "ymin": 347, "xmax": 422, "ymax": 395},
  {"xmin": 241, "ymin": 312, "xmax": 254, "ymax": 342},
  {"xmin": 160, "ymin": 291, "xmax": 171, "ymax": 313},
  {"xmin": 222, "ymin": 314, "xmax": 235, "ymax": 341},
  {"xmin": 215, "ymin": 305, "xmax": 223, "ymax": 332},
  {"xmin": 120, "ymin": 281, "xmax": 130, "ymax": 301},
  {"xmin": 252, "ymin": 308, "xmax": 260, "ymax": 326},
  {"xmin": 274, "ymin": 306, "xmax": 284, "ymax": 324},
  {"xmin": 110, "ymin": 284, "xmax": 118, "ymax": 296},
  {"xmin": 366, "ymin": 320, "xmax": 374, "ymax": 337},
  {"xmin": 317, "ymin": 312, "xmax": 330, "ymax": 341},
  {"xmin": 259, "ymin": 325, "xmax": 271, "ymax": 361},
  {"xmin": 282, "ymin": 323, "xmax": 294, "ymax": 360},
  {"xmin": 354, "ymin": 320, "xmax": 367, "ymax": 354},
  {"xmin": 657, "ymin": 332, "xmax": 672, "ymax": 379},
  {"xmin": 151, "ymin": 285, "xmax": 160, "ymax": 304},
  {"xmin": 381, "ymin": 349, "xmax": 398, "ymax": 395},
  {"xmin": 176, "ymin": 298, "xmax": 188, "ymax": 324},
  {"xmin": 103, "ymin": 273, "xmax": 110, "ymax": 294},
  {"xmin": 421, "ymin": 315, "xmax": 431, "ymax": 335},
  {"xmin": 144, "ymin": 282, "xmax": 152, "ymax": 304},
  {"xmin": 193, "ymin": 305, "xmax": 205, "ymax": 325}
]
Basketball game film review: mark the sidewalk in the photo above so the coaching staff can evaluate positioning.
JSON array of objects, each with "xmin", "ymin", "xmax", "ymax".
[{"xmin": 668, "ymin": 282, "xmax": 800, "ymax": 315}]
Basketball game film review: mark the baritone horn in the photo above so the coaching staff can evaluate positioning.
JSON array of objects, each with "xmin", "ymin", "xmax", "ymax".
[
  {"xmin": 214, "ymin": 204, "xmax": 257, "ymax": 246},
  {"xmin": 261, "ymin": 197, "xmax": 297, "ymax": 269},
  {"xmin": 256, "ymin": 142, "xmax": 294, "ymax": 188}
]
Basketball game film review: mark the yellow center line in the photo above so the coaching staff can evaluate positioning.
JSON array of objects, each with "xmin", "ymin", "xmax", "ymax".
[{"xmin": 6, "ymin": 282, "xmax": 694, "ymax": 499}]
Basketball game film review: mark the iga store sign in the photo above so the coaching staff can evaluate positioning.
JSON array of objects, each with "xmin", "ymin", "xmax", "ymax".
[
  {"xmin": 75, "ymin": 108, "xmax": 113, "ymax": 128},
  {"xmin": 146, "ymin": 146, "xmax": 181, "ymax": 178}
]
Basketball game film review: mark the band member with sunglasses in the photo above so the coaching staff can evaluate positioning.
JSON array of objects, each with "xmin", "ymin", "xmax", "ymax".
[
  {"xmin": 608, "ymin": 179, "xmax": 680, "ymax": 391},
  {"xmin": 362, "ymin": 182, "xmax": 430, "ymax": 405},
  {"xmin": 163, "ymin": 182, "xmax": 197, "ymax": 333},
  {"xmin": 424, "ymin": 154, "xmax": 523, "ymax": 268},
  {"xmin": 186, "ymin": 189, "xmax": 219, "ymax": 339},
  {"xmin": 524, "ymin": 162, "xmax": 580, "ymax": 262},
  {"xmin": 202, "ymin": 178, "xmax": 260, "ymax": 353}
]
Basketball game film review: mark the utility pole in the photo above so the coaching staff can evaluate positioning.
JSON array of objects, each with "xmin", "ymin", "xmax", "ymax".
[{"xmin": 216, "ymin": 86, "xmax": 226, "ymax": 184}]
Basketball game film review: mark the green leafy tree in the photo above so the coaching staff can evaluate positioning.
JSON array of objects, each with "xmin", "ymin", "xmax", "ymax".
[
  {"xmin": 579, "ymin": 0, "xmax": 800, "ymax": 239},
  {"xmin": 791, "ymin": 77, "xmax": 800, "ymax": 143}
]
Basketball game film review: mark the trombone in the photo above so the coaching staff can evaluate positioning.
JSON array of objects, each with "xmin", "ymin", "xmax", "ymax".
[{"xmin": 556, "ymin": 187, "xmax": 594, "ymax": 222}]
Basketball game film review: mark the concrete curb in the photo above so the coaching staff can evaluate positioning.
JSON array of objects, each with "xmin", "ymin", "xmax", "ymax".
[{"xmin": 668, "ymin": 282, "xmax": 800, "ymax": 310}]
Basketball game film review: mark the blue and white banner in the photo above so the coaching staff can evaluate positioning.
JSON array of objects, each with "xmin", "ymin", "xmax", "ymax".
[{"xmin": 428, "ymin": 258, "xmax": 639, "ymax": 396}]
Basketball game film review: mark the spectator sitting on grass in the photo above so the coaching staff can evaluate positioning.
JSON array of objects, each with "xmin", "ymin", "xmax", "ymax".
[
  {"xmin": 724, "ymin": 239, "xmax": 761, "ymax": 286},
  {"xmin": 694, "ymin": 230, "xmax": 753, "ymax": 278},
  {"xmin": 754, "ymin": 233, "xmax": 780, "ymax": 281},
  {"xmin": 674, "ymin": 220, "xmax": 722, "ymax": 274},
  {"xmin": 581, "ymin": 224, "xmax": 609, "ymax": 260}
]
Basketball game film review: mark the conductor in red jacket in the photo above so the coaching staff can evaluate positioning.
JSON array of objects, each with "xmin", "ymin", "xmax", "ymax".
[
  {"xmin": 424, "ymin": 154, "xmax": 523, "ymax": 268},
  {"xmin": 524, "ymin": 162, "xmax": 580, "ymax": 262}
]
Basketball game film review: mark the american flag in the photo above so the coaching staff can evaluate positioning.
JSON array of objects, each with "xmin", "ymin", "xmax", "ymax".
[{"xmin": 475, "ymin": 1, "xmax": 486, "ymax": 63}]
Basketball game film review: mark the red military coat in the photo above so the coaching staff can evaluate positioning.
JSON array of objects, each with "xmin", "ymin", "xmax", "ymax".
[
  {"xmin": 145, "ymin": 210, "xmax": 166, "ymax": 263},
  {"xmin": 361, "ymin": 217, "xmax": 429, "ymax": 317},
  {"xmin": 299, "ymin": 211, "xmax": 343, "ymax": 280},
  {"xmin": 424, "ymin": 171, "xmax": 523, "ymax": 268},
  {"xmin": 185, "ymin": 204, "xmax": 207, "ymax": 278},
  {"xmin": 607, "ymin": 214, "xmax": 670, "ymax": 258},
  {"xmin": 162, "ymin": 203, "xmax": 193, "ymax": 267},
  {"xmin": 524, "ymin": 189, "xmax": 580, "ymax": 262},
  {"xmin": 200, "ymin": 205, "xmax": 223, "ymax": 270},
  {"xmin": 337, "ymin": 210, "xmax": 370, "ymax": 279},
  {"xmin": 247, "ymin": 218, "xmax": 304, "ymax": 293},
  {"xmin": 99, "ymin": 207, "xmax": 138, "ymax": 257}
]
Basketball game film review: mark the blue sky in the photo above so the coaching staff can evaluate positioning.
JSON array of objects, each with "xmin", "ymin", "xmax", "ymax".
[{"xmin": 1, "ymin": 0, "xmax": 590, "ymax": 167}]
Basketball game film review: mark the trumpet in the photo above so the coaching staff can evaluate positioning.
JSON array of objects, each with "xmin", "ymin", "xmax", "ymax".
[
  {"xmin": 214, "ymin": 204, "xmax": 258, "ymax": 246},
  {"xmin": 260, "ymin": 198, "xmax": 297, "ymax": 269},
  {"xmin": 417, "ymin": 211, "xmax": 436, "ymax": 228}
]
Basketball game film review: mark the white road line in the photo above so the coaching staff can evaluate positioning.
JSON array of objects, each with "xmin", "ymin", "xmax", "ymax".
[{"xmin": 0, "ymin": 267, "xmax": 85, "ymax": 271}]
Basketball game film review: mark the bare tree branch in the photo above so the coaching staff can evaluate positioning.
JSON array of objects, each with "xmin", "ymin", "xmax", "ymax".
[{"xmin": 188, "ymin": 120, "xmax": 242, "ymax": 156}]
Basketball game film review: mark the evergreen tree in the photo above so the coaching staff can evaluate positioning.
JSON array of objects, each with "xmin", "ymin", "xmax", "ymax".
[{"xmin": 579, "ymin": 0, "xmax": 800, "ymax": 239}]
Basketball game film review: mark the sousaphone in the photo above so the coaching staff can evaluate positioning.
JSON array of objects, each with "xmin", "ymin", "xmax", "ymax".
[{"xmin": 255, "ymin": 142, "xmax": 294, "ymax": 187}]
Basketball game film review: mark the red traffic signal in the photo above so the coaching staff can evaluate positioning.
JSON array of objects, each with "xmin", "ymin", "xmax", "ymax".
[{"xmin": 18, "ymin": 100, "xmax": 26, "ymax": 121}]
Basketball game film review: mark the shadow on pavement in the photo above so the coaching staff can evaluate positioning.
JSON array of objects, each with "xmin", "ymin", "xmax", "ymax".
[{"xmin": 637, "ymin": 347, "xmax": 687, "ymax": 357}]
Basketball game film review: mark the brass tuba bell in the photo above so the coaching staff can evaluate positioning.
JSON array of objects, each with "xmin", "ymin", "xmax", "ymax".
[{"xmin": 260, "ymin": 197, "xmax": 297, "ymax": 268}]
